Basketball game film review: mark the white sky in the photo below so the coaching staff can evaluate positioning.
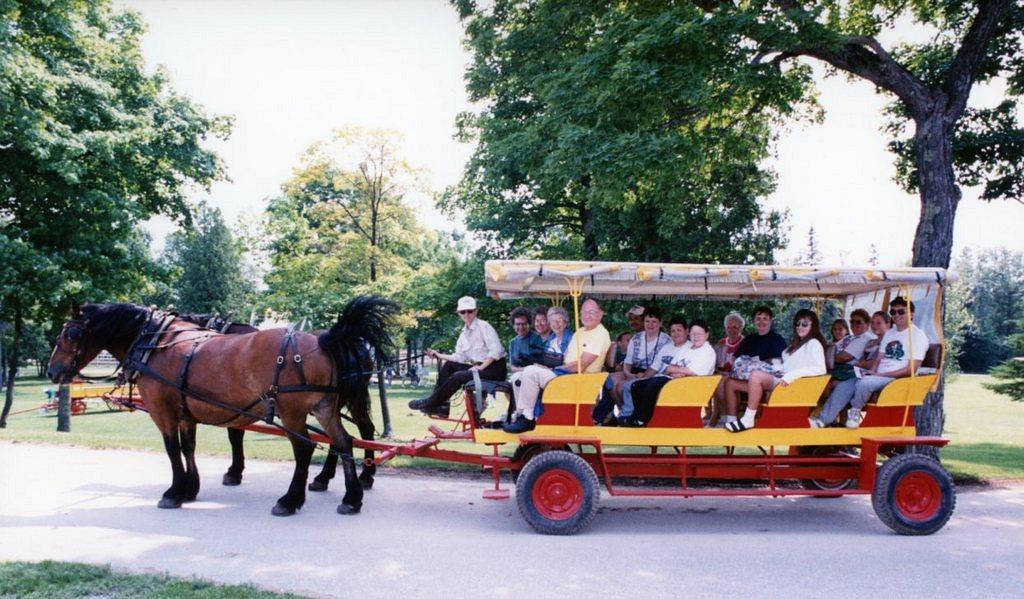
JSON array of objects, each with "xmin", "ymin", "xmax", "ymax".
[{"xmin": 124, "ymin": 0, "xmax": 1023, "ymax": 266}]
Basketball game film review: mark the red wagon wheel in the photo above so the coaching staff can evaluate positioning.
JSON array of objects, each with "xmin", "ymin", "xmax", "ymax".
[
  {"xmin": 515, "ymin": 450, "xmax": 600, "ymax": 535},
  {"xmin": 872, "ymin": 453, "xmax": 955, "ymax": 535}
]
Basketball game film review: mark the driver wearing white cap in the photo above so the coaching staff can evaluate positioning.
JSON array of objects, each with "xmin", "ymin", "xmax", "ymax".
[{"xmin": 408, "ymin": 296, "xmax": 507, "ymax": 417}]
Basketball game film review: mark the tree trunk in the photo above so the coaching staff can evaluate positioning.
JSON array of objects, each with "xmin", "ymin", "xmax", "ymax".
[
  {"xmin": 57, "ymin": 383, "xmax": 71, "ymax": 432},
  {"xmin": 0, "ymin": 306, "xmax": 22, "ymax": 429},
  {"xmin": 910, "ymin": 109, "xmax": 961, "ymax": 270},
  {"xmin": 910, "ymin": 108, "xmax": 961, "ymax": 446},
  {"xmin": 376, "ymin": 355, "xmax": 392, "ymax": 438}
]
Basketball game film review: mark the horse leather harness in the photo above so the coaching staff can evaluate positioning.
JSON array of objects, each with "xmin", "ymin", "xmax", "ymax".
[{"xmin": 114, "ymin": 310, "xmax": 356, "ymax": 458}]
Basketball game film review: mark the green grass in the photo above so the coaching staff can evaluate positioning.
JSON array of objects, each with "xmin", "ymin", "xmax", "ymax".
[
  {"xmin": 0, "ymin": 369, "xmax": 493, "ymax": 470},
  {"xmin": 3, "ymin": 372, "xmax": 1023, "ymax": 480},
  {"xmin": 0, "ymin": 561, "xmax": 306, "ymax": 598},
  {"xmin": 940, "ymin": 373, "xmax": 1024, "ymax": 481}
]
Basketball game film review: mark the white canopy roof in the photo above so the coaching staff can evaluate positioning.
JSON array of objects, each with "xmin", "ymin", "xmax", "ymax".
[{"xmin": 485, "ymin": 260, "xmax": 956, "ymax": 300}]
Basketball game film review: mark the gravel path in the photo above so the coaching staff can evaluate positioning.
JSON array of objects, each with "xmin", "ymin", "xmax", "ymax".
[{"xmin": 1, "ymin": 441, "xmax": 1022, "ymax": 598}]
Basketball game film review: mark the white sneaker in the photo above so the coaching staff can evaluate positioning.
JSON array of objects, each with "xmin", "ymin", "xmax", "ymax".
[
  {"xmin": 808, "ymin": 417, "xmax": 824, "ymax": 429},
  {"xmin": 845, "ymin": 408, "xmax": 863, "ymax": 429}
]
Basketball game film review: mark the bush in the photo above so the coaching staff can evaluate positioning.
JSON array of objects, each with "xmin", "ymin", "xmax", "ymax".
[{"xmin": 984, "ymin": 358, "xmax": 1024, "ymax": 401}]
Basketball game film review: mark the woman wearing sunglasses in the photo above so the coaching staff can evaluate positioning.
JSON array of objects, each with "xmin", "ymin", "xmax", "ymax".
[{"xmin": 724, "ymin": 309, "xmax": 827, "ymax": 432}]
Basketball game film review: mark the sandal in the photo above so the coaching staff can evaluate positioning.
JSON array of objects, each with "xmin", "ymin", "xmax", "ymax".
[{"xmin": 724, "ymin": 420, "xmax": 753, "ymax": 433}]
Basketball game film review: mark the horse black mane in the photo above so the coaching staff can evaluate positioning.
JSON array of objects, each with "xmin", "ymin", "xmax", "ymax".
[{"xmin": 80, "ymin": 303, "xmax": 152, "ymax": 348}]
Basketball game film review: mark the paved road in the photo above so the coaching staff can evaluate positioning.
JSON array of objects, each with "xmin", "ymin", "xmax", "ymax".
[{"xmin": 1, "ymin": 442, "xmax": 1022, "ymax": 598}]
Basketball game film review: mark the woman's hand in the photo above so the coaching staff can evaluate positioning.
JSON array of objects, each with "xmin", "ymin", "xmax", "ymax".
[{"xmin": 777, "ymin": 378, "xmax": 789, "ymax": 387}]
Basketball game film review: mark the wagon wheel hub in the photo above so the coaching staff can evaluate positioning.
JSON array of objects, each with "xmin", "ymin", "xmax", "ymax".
[
  {"xmin": 532, "ymin": 468, "xmax": 584, "ymax": 521},
  {"xmin": 894, "ymin": 472, "xmax": 942, "ymax": 521}
]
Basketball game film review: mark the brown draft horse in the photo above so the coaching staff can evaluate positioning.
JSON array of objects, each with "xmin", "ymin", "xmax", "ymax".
[
  {"xmin": 48, "ymin": 296, "xmax": 397, "ymax": 516},
  {"xmin": 176, "ymin": 314, "xmax": 377, "ymax": 491}
]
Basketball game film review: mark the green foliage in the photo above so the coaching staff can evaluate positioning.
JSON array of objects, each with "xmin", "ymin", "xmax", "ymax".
[
  {"xmin": 262, "ymin": 127, "xmax": 458, "ymax": 329},
  {"xmin": 163, "ymin": 204, "xmax": 253, "ymax": 316},
  {"xmin": 0, "ymin": 0, "xmax": 230, "ymax": 332},
  {"xmin": 984, "ymin": 358, "xmax": 1024, "ymax": 401},
  {"xmin": 952, "ymin": 248, "xmax": 1024, "ymax": 372},
  {"xmin": 447, "ymin": 0, "xmax": 800, "ymax": 262}
]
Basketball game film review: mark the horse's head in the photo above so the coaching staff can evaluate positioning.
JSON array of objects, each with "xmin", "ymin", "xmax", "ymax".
[{"xmin": 47, "ymin": 302, "xmax": 150, "ymax": 383}]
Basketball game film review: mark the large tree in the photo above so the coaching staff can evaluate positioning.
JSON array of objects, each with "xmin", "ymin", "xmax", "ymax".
[
  {"xmin": 262, "ymin": 127, "xmax": 455, "ymax": 327},
  {"xmin": 0, "ymin": 0, "xmax": 230, "ymax": 422},
  {"xmin": 163, "ymin": 204, "xmax": 252, "ymax": 316},
  {"xmin": 447, "ymin": 1, "xmax": 799, "ymax": 262},
  {"xmin": 689, "ymin": 0, "xmax": 1022, "ymax": 437}
]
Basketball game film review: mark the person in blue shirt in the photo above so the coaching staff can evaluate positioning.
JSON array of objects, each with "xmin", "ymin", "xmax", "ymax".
[{"xmin": 508, "ymin": 307, "xmax": 546, "ymax": 372}]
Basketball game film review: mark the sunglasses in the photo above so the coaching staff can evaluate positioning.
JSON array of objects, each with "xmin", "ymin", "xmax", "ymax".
[
  {"xmin": 513, "ymin": 321, "xmax": 529, "ymax": 326},
  {"xmin": 889, "ymin": 309, "xmax": 907, "ymax": 316},
  {"xmin": 795, "ymin": 320, "xmax": 812, "ymax": 327},
  {"xmin": 458, "ymin": 309, "xmax": 475, "ymax": 315}
]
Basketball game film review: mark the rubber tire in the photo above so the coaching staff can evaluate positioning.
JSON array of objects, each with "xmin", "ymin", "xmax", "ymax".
[
  {"xmin": 510, "ymin": 443, "xmax": 571, "ymax": 484},
  {"xmin": 515, "ymin": 450, "xmax": 600, "ymax": 535},
  {"xmin": 872, "ymin": 453, "xmax": 956, "ymax": 535},
  {"xmin": 797, "ymin": 446, "xmax": 857, "ymax": 495}
]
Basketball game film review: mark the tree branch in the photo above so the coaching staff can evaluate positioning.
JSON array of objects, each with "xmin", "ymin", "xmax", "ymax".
[{"xmin": 942, "ymin": 0, "xmax": 1014, "ymax": 124}]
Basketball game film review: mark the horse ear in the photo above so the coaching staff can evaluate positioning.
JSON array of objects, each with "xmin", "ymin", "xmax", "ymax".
[{"xmin": 71, "ymin": 300, "xmax": 81, "ymax": 319}]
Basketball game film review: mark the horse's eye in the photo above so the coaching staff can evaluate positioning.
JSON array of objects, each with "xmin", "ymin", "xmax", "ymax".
[{"xmin": 67, "ymin": 328, "xmax": 84, "ymax": 341}]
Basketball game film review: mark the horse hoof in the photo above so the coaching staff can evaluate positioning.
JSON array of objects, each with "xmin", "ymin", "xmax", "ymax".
[
  {"xmin": 271, "ymin": 503, "xmax": 297, "ymax": 517},
  {"xmin": 336, "ymin": 503, "xmax": 361, "ymax": 515},
  {"xmin": 222, "ymin": 473, "xmax": 242, "ymax": 486},
  {"xmin": 158, "ymin": 497, "xmax": 182, "ymax": 509},
  {"xmin": 183, "ymin": 495, "xmax": 198, "ymax": 503},
  {"xmin": 308, "ymin": 479, "xmax": 329, "ymax": 492},
  {"xmin": 359, "ymin": 476, "xmax": 374, "ymax": 490}
]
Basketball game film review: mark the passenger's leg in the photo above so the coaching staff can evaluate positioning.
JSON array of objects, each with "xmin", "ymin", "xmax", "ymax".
[
  {"xmin": 515, "ymin": 366, "xmax": 557, "ymax": 421},
  {"xmin": 508, "ymin": 371, "xmax": 524, "ymax": 415},
  {"xmin": 815, "ymin": 378, "xmax": 857, "ymax": 425},
  {"xmin": 845, "ymin": 376, "xmax": 895, "ymax": 428},
  {"xmin": 736, "ymin": 372, "xmax": 773, "ymax": 428},
  {"xmin": 421, "ymin": 361, "xmax": 473, "ymax": 409},
  {"xmin": 620, "ymin": 378, "xmax": 640, "ymax": 419},
  {"xmin": 723, "ymin": 378, "xmax": 747, "ymax": 418}
]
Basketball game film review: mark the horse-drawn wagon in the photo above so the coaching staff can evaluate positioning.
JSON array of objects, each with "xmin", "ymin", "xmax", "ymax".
[
  {"xmin": 294, "ymin": 260, "xmax": 956, "ymax": 536},
  {"xmin": 48, "ymin": 260, "xmax": 957, "ymax": 536}
]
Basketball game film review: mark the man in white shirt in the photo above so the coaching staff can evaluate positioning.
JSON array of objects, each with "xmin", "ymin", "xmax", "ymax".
[
  {"xmin": 408, "ymin": 296, "xmax": 507, "ymax": 417},
  {"xmin": 812, "ymin": 297, "xmax": 929, "ymax": 429}
]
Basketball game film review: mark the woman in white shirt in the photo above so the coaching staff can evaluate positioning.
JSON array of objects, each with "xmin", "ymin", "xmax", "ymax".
[{"xmin": 724, "ymin": 309, "xmax": 827, "ymax": 432}]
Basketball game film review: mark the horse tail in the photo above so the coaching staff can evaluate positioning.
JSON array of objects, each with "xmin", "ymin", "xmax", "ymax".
[{"xmin": 318, "ymin": 296, "xmax": 399, "ymax": 420}]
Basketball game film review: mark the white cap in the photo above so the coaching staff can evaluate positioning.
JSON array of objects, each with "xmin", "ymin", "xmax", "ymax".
[
  {"xmin": 456, "ymin": 296, "xmax": 477, "ymax": 312},
  {"xmin": 626, "ymin": 305, "xmax": 645, "ymax": 317}
]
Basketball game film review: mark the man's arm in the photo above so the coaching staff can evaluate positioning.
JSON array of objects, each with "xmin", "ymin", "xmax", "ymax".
[
  {"xmin": 561, "ymin": 352, "xmax": 599, "ymax": 373},
  {"xmin": 875, "ymin": 359, "xmax": 922, "ymax": 379}
]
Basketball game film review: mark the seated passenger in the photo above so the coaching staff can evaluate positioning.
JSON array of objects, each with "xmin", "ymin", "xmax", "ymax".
[
  {"xmin": 712, "ymin": 306, "xmax": 787, "ymax": 428},
  {"xmin": 503, "ymin": 298, "xmax": 611, "ymax": 434},
  {"xmin": 508, "ymin": 307, "xmax": 546, "ymax": 373},
  {"xmin": 540, "ymin": 306, "xmax": 574, "ymax": 365},
  {"xmin": 606, "ymin": 331, "xmax": 632, "ymax": 372},
  {"xmin": 408, "ymin": 296, "xmax": 507, "ymax": 417},
  {"xmin": 825, "ymin": 318, "xmax": 850, "ymax": 371},
  {"xmin": 829, "ymin": 309, "xmax": 873, "ymax": 382},
  {"xmin": 604, "ymin": 306, "xmax": 671, "ymax": 407},
  {"xmin": 857, "ymin": 310, "xmax": 891, "ymax": 369},
  {"xmin": 533, "ymin": 306, "xmax": 552, "ymax": 341},
  {"xmin": 597, "ymin": 316, "xmax": 689, "ymax": 425},
  {"xmin": 714, "ymin": 312, "xmax": 745, "ymax": 372},
  {"xmin": 723, "ymin": 309, "xmax": 827, "ymax": 432},
  {"xmin": 621, "ymin": 319, "xmax": 716, "ymax": 427},
  {"xmin": 509, "ymin": 306, "xmax": 572, "ymax": 416},
  {"xmin": 811, "ymin": 297, "xmax": 927, "ymax": 429}
]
